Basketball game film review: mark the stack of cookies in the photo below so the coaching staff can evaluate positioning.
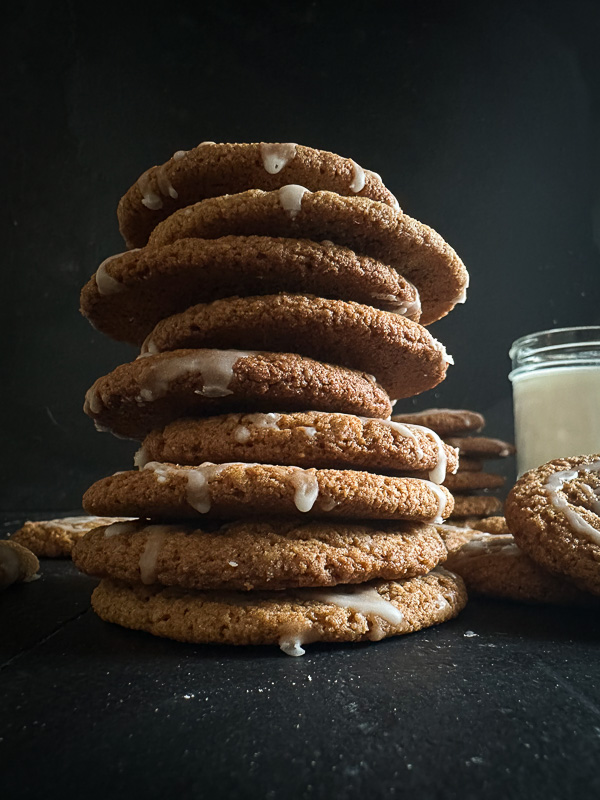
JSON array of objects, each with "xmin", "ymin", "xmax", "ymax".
[
  {"xmin": 391, "ymin": 408, "xmax": 515, "ymax": 524},
  {"xmin": 74, "ymin": 142, "xmax": 471, "ymax": 655}
]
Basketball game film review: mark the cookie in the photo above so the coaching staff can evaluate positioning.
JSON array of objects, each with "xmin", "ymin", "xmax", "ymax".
[
  {"xmin": 455, "ymin": 458, "xmax": 483, "ymax": 472},
  {"xmin": 505, "ymin": 455, "xmax": 600, "ymax": 596},
  {"xmin": 445, "ymin": 436, "xmax": 515, "ymax": 459},
  {"xmin": 470, "ymin": 516, "xmax": 509, "ymax": 535},
  {"xmin": 141, "ymin": 294, "xmax": 449, "ymax": 400},
  {"xmin": 440, "ymin": 472, "xmax": 505, "ymax": 492},
  {"xmin": 84, "ymin": 349, "xmax": 392, "ymax": 439},
  {"xmin": 445, "ymin": 531, "xmax": 597, "ymax": 606},
  {"xmin": 449, "ymin": 495, "xmax": 502, "ymax": 519},
  {"xmin": 91, "ymin": 567, "xmax": 467, "ymax": 654},
  {"xmin": 10, "ymin": 515, "xmax": 132, "ymax": 558},
  {"xmin": 391, "ymin": 408, "xmax": 485, "ymax": 436},
  {"xmin": 83, "ymin": 462, "xmax": 454, "ymax": 522},
  {"xmin": 0, "ymin": 541, "xmax": 39, "ymax": 589},
  {"xmin": 80, "ymin": 237, "xmax": 420, "ymax": 345},
  {"xmin": 73, "ymin": 518, "xmax": 448, "ymax": 591},
  {"xmin": 145, "ymin": 188, "xmax": 468, "ymax": 325},
  {"xmin": 136, "ymin": 412, "xmax": 458, "ymax": 479},
  {"xmin": 117, "ymin": 142, "xmax": 400, "ymax": 249}
]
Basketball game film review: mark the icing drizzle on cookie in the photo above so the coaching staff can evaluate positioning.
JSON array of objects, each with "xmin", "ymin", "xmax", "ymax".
[
  {"xmin": 302, "ymin": 583, "xmax": 405, "ymax": 640},
  {"xmin": 348, "ymin": 159, "xmax": 365, "ymax": 193},
  {"xmin": 139, "ymin": 526, "xmax": 171, "ymax": 584},
  {"xmin": 137, "ymin": 169, "xmax": 163, "ymax": 210},
  {"xmin": 544, "ymin": 461, "xmax": 600, "ymax": 546},
  {"xmin": 279, "ymin": 184, "xmax": 310, "ymax": 218},
  {"xmin": 95, "ymin": 253, "xmax": 128, "ymax": 295},
  {"xmin": 260, "ymin": 143, "xmax": 297, "ymax": 174}
]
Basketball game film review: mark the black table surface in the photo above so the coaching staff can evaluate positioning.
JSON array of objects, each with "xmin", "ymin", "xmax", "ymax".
[{"xmin": 1, "ymin": 511, "xmax": 599, "ymax": 800}]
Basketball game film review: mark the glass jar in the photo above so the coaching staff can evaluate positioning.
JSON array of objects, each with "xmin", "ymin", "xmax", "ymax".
[{"xmin": 509, "ymin": 326, "xmax": 600, "ymax": 475}]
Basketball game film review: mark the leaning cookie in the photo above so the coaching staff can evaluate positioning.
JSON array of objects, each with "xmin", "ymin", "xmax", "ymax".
[
  {"xmin": 136, "ymin": 412, "xmax": 458, "ymax": 478},
  {"xmin": 449, "ymin": 495, "xmax": 503, "ymax": 519},
  {"xmin": 146, "ymin": 188, "xmax": 468, "ymax": 325},
  {"xmin": 141, "ymin": 294, "xmax": 449, "ymax": 400},
  {"xmin": 11, "ymin": 515, "xmax": 132, "ymax": 557},
  {"xmin": 91, "ymin": 568, "xmax": 467, "ymax": 655},
  {"xmin": 84, "ymin": 349, "xmax": 392, "ymax": 439},
  {"xmin": 470, "ymin": 516, "xmax": 510, "ymax": 535},
  {"xmin": 505, "ymin": 455, "xmax": 600, "ymax": 596},
  {"xmin": 117, "ymin": 142, "xmax": 400, "ymax": 249},
  {"xmin": 73, "ymin": 518, "xmax": 448, "ymax": 591},
  {"xmin": 83, "ymin": 462, "xmax": 454, "ymax": 522},
  {"xmin": 391, "ymin": 408, "xmax": 485, "ymax": 436},
  {"xmin": 444, "ymin": 436, "xmax": 515, "ymax": 459},
  {"xmin": 0, "ymin": 541, "xmax": 39, "ymax": 589},
  {"xmin": 445, "ymin": 531, "xmax": 597, "ymax": 606},
  {"xmin": 81, "ymin": 237, "xmax": 420, "ymax": 345}
]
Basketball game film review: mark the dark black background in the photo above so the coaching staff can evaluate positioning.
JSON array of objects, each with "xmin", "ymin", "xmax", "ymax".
[{"xmin": 4, "ymin": 0, "xmax": 600, "ymax": 510}]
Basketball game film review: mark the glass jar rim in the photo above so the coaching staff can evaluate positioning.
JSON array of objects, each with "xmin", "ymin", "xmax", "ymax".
[{"xmin": 509, "ymin": 326, "xmax": 600, "ymax": 379}]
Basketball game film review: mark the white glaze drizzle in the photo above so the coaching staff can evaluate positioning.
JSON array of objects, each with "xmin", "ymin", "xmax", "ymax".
[
  {"xmin": 173, "ymin": 150, "xmax": 188, "ymax": 160},
  {"xmin": 371, "ymin": 280, "xmax": 422, "ymax": 319},
  {"xmin": 364, "ymin": 168, "xmax": 381, "ymax": 182},
  {"xmin": 279, "ymin": 638, "xmax": 306, "ymax": 657},
  {"xmin": 348, "ymin": 159, "xmax": 365, "ymax": 192},
  {"xmin": 279, "ymin": 184, "xmax": 309, "ymax": 218},
  {"xmin": 260, "ymin": 143, "xmax": 297, "ymax": 174},
  {"xmin": 137, "ymin": 168, "xmax": 163, "ymax": 210},
  {"xmin": 137, "ymin": 350, "xmax": 250, "ymax": 402},
  {"xmin": 544, "ymin": 461, "xmax": 600, "ymax": 546},
  {"xmin": 289, "ymin": 469, "xmax": 319, "ymax": 512},
  {"xmin": 84, "ymin": 387, "xmax": 103, "ymax": 415},
  {"xmin": 95, "ymin": 253, "xmax": 127, "ymax": 295},
  {"xmin": 143, "ymin": 461, "xmax": 232, "ymax": 513},
  {"xmin": 427, "ymin": 483, "xmax": 448, "ymax": 524},
  {"xmin": 455, "ymin": 533, "xmax": 521, "ymax": 558},
  {"xmin": 406, "ymin": 424, "xmax": 448, "ymax": 484},
  {"xmin": 156, "ymin": 165, "xmax": 178, "ymax": 199},
  {"xmin": 138, "ymin": 527, "xmax": 169, "ymax": 584},
  {"xmin": 302, "ymin": 584, "xmax": 405, "ymax": 634},
  {"xmin": 104, "ymin": 521, "xmax": 140, "ymax": 538}
]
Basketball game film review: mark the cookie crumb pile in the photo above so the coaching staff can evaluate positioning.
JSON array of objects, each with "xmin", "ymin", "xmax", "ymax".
[
  {"xmin": 74, "ymin": 142, "xmax": 471, "ymax": 654},
  {"xmin": 392, "ymin": 408, "xmax": 514, "ymax": 523}
]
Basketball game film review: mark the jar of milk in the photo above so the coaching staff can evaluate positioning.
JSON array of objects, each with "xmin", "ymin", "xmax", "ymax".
[{"xmin": 509, "ymin": 326, "xmax": 600, "ymax": 475}]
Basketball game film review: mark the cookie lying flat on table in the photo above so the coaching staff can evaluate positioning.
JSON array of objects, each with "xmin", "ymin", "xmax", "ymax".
[
  {"xmin": 0, "ymin": 541, "xmax": 39, "ymax": 589},
  {"xmin": 11, "ymin": 515, "xmax": 132, "ymax": 557},
  {"xmin": 91, "ymin": 568, "xmax": 467, "ymax": 655},
  {"xmin": 83, "ymin": 463, "xmax": 454, "ymax": 522},
  {"xmin": 145, "ymin": 188, "xmax": 468, "ymax": 325},
  {"xmin": 505, "ymin": 455, "xmax": 600, "ymax": 596},
  {"xmin": 117, "ymin": 142, "xmax": 400, "ymax": 249},
  {"xmin": 136, "ymin": 412, "xmax": 458, "ymax": 479},
  {"xmin": 445, "ymin": 436, "xmax": 515, "ymax": 459},
  {"xmin": 81, "ymin": 237, "xmax": 420, "ymax": 345},
  {"xmin": 141, "ymin": 294, "xmax": 450, "ymax": 400},
  {"xmin": 73, "ymin": 518, "xmax": 448, "ymax": 591},
  {"xmin": 445, "ymin": 531, "xmax": 597, "ymax": 606},
  {"xmin": 449, "ymin": 495, "xmax": 502, "ymax": 519},
  {"xmin": 391, "ymin": 408, "xmax": 485, "ymax": 437},
  {"xmin": 84, "ymin": 349, "xmax": 392, "ymax": 439}
]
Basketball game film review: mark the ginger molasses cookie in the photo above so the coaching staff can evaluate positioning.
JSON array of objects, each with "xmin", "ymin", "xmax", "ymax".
[
  {"xmin": 91, "ymin": 568, "xmax": 467, "ymax": 654},
  {"xmin": 145, "ymin": 188, "xmax": 468, "ymax": 325},
  {"xmin": 505, "ymin": 455, "xmax": 600, "ymax": 596},
  {"xmin": 440, "ymin": 472, "xmax": 505, "ymax": 492},
  {"xmin": 449, "ymin": 495, "xmax": 502, "ymax": 519},
  {"xmin": 11, "ymin": 515, "xmax": 132, "ymax": 558},
  {"xmin": 117, "ymin": 142, "xmax": 399, "ymax": 249},
  {"xmin": 141, "ymin": 294, "xmax": 449, "ymax": 400},
  {"xmin": 73, "ymin": 518, "xmax": 448, "ymax": 592},
  {"xmin": 83, "ymin": 462, "xmax": 454, "ymax": 522},
  {"xmin": 391, "ymin": 408, "xmax": 485, "ymax": 436},
  {"xmin": 445, "ymin": 436, "xmax": 515, "ymax": 459},
  {"xmin": 84, "ymin": 349, "xmax": 392, "ymax": 439},
  {"xmin": 470, "ymin": 516, "xmax": 509, "ymax": 534},
  {"xmin": 445, "ymin": 531, "xmax": 597, "ymax": 606},
  {"xmin": 81, "ymin": 237, "xmax": 420, "ymax": 345},
  {"xmin": 136, "ymin": 412, "xmax": 458, "ymax": 479},
  {"xmin": 0, "ymin": 541, "xmax": 39, "ymax": 590},
  {"xmin": 455, "ymin": 458, "xmax": 483, "ymax": 472}
]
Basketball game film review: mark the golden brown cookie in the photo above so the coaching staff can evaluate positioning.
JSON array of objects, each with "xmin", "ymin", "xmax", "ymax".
[
  {"xmin": 145, "ymin": 188, "xmax": 468, "ymax": 325},
  {"xmin": 117, "ymin": 142, "xmax": 400, "ymax": 249},
  {"xmin": 91, "ymin": 568, "xmax": 467, "ymax": 654},
  {"xmin": 84, "ymin": 349, "xmax": 392, "ymax": 439},
  {"xmin": 11, "ymin": 515, "xmax": 132, "ymax": 558},
  {"xmin": 73, "ymin": 518, "xmax": 448, "ymax": 591},
  {"xmin": 449, "ymin": 495, "xmax": 503, "ymax": 519},
  {"xmin": 141, "ymin": 294, "xmax": 449, "ymax": 400},
  {"xmin": 136, "ymin": 412, "xmax": 458, "ymax": 478},
  {"xmin": 83, "ymin": 462, "xmax": 454, "ymax": 522},
  {"xmin": 505, "ymin": 455, "xmax": 600, "ymax": 596},
  {"xmin": 81, "ymin": 237, "xmax": 420, "ymax": 345},
  {"xmin": 441, "ymin": 472, "xmax": 505, "ymax": 492},
  {"xmin": 470, "ymin": 516, "xmax": 510, "ymax": 534},
  {"xmin": 445, "ymin": 531, "xmax": 597, "ymax": 606},
  {"xmin": 0, "ymin": 541, "xmax": 39, "ymax": 589},
  {"xmin": 455, "ymin": 458, "xmax": 483, "ymax": 472},
  {"xmin": 391, "ymin": 408, "xmax": 485, "ymax": 436},
  {"xmin": 445, "ymin": 436, "xmax": 515, "ymax": 459}
]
